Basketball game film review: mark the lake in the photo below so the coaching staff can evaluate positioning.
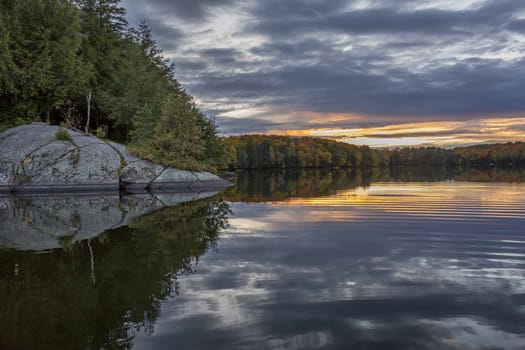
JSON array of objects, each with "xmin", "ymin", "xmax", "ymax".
[{"xmin": 1, "ymin": 168, "xmax": 525, "ymax": 350}]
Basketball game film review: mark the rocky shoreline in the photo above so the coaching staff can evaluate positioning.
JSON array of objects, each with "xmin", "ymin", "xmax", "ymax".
[{"xmin": 0, "ymin": 123, "xmax": 231, "ymax": 194}]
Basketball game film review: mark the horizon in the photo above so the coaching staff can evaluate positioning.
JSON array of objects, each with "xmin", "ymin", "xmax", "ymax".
[
  {"xmin": 224, "ymin": 128, "xmax": 525, "ymax": 150},
  {"xmin": 122, "ymin": 0, "xmax": 525, "ymax": 147}
]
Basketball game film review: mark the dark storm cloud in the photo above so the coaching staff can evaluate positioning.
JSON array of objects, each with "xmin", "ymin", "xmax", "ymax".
[
  {"xmin": 174, "ymin": 59, "xmax": 208, "ymax": 72},
  {"xmin": 215, "ymin": 117, "xmax": 280, "ymax": 134},
  {"xmin": 195, "ymin": 48, "xmax": 243, "ymax": 66},
  {"xmin": 248, "ymin": 7, "xmax": 466, "ymax": 36},
  {"xmin": 145, "ymin": 21, "xmax": 184, "ymax": 51},
  {"xmin": 173, "ymin": 48, "xmax": 245, "ymax": 75},
  {"xmin": 122, "ymin": 0, "xmax": 525, "ymax": 134},
  {"xmin": 249, "ymin": 38, "xmax": 336, "ymax": 57},
  {"xmin": 246, "ymin": 0, "xmax": 525, "ymax": 36},
  {"xmin": 508, "ymin": 19, "xmax": 525, "ymax": 34},
  {"xmin": 124, "ymin": 0, "xmax": 235, "ymax": 22},
  {"xmin": 188, "ymin": 57, "xmax": 525, "ymax": 118}
]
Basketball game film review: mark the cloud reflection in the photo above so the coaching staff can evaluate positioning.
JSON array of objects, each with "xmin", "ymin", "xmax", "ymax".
[{"xmin": 135, "ymin": 182, "xmax": 525, "ymax": 349}]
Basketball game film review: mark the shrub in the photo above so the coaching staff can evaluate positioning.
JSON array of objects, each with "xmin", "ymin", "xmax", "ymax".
[
  {"xmin": 95, "ymin": 126, "xmax": 107, "ymax": 139},
  {"xmin": 56, "ymin": 127, "xmax": 71, "ymax": 141}
]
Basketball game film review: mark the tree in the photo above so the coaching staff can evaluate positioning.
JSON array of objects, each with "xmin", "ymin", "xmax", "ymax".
[
  {"xmin": 131, "ymin": 93, "xmax": 206, "ymax": 170},
  {"xmin": 0, "ymin": 9, "xmax": 19, "ymax": 131},
  {"xmin": 0, "ymin": 0, "xmax": 88, "ymax": 127}
]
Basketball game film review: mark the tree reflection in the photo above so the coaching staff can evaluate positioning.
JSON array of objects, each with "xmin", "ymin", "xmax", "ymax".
[
  {"xmin": 225, "ymin": 167, "xmax": 525, "ymax": 202},
  {"xmin": 0, "ymin": 196, "xmax": 230, "ymax": 350}
]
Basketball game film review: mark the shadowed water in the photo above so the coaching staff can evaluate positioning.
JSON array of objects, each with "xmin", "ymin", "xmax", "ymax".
[{"xmin": 1, "ymin": 168, "xmax": 525, "ymax": 349}]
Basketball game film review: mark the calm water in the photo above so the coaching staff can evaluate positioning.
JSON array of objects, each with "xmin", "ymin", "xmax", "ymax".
[{"xmin": 1, "ymin": 169, "xmax": 525, "ymax": 349}]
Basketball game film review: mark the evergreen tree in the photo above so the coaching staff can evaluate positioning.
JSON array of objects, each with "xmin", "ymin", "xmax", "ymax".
[
  {"xmin": 0, "ymin": 8, "xmax": 19, "ymax": 130},
  {"xmin": 0, "ymin": 0, "xmax": 88, "ymax": 127},
  {"xmin": 0, "ymin": 0, "xmax": 229, "ymax": 172}
]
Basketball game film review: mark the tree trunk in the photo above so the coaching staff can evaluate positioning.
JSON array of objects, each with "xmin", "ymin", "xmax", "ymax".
[{"xmin": 85, "ymin": 92, "xmax": 92, "ymax": 134}]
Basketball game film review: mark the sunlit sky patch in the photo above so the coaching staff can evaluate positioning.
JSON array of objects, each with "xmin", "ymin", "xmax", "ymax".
[{"xmin": 123, "ymin": 0, "xmax": 525, "ymax": 147}]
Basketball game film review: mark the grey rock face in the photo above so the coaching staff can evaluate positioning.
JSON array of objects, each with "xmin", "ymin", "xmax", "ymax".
[
  {"xmin": 0, "ymin": 124, "xmax": 62, "ymax": 192},
  {"xmin": 121, "ymin": 160, "xmax": 165, "ymax": 189},
  {"xmin": 150, "ymin": 169, "xmax": 231, "ymax": 190},
  {"xmin": 0, "ymin": 191, "xmax": 220, "ymax": 251},
  {"xmin": 0, "ymin": 162, "xmax": 13, "ymax": 193},
  {"xmin": 0, "ymin": 124, "xmax": 231, "ymax": 192}
]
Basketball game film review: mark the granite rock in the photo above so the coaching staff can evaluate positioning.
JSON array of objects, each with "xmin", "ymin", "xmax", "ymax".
[{"xmin": 0, "ymin": 124, "xmax": 231, "ymax": 193}]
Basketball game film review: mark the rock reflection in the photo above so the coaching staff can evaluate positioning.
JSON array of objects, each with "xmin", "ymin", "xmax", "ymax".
[
  {"xmin": 0, "ymin": 195, "xmax": 230, "ymax": 350},
  {"xmin": 0, "ymin": 191, "xmax": 219, "ymax": 250}
]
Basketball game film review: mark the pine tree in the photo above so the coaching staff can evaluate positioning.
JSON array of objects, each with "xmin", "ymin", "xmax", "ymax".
[
  {"xmin": 0, "ymin": 8, "xmax": 19, "ymax": 131},
  {"xmin": 0, "ymin": 0, "xmax": 88, "ymax": 127}
]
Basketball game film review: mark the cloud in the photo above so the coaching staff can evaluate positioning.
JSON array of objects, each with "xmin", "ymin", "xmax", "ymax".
[
  {"xmin": 245, "ymin": 0, "xmax": 525, "ymax": 36},
  {"xmin": 145, "ymin": 21, "xmax": 184, "ymax": 51},
  {"xmin": 123, "ymin": 0, "xmax": 236, "ymax": 22},
  {"xmin": 122, "ymin": 0, "xmax": 525, "ymax": 143},
  {"xmin": 215, "ymin": 116, "xmax": 280, "ymax": 134},
  {"xmin": 189, "ymin": 57, "xmax": 525, "ymax": 116},
  {"xmin": 265, "ymin": 118, "xmax": 525, "ymax": 147}
]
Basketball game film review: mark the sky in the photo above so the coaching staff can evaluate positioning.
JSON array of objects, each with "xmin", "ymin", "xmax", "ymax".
[{"xmin": 122, "ymin": 0, "xmax": 525, "ymax": 147}]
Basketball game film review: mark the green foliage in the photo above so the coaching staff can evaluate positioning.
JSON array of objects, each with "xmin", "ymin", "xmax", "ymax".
[
  {"xmin": 225, "ymin": 135, "xmax": 525, "ymax": 170},
  {"xmin": 95, "ymin": 126, "xmax": 107, "ymax": 139},
  {"xmin": 129, "ymin": 93, "xmax": 229, "ymax": 171},
  {"xmin": 225, "ymin": 135, "xmax": 388, "ymax": 170},
  {"xmin": 55, "ymin": 127, "xmax": 71, "ymax": 141},
  {"xmin": 387, "ymin": 142, "xmax": 525, "ymax": 168},
  {"xmin": 0, "ymin": 0, "xmax": 88, "ymax": 126},
  {"xmin": 0, "ymin": 0, "xmax": 227, "ymax": 172}
]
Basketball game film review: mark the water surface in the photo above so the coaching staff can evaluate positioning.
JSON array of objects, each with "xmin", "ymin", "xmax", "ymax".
[{"xmin": 1, "ymin": 169, "xmax": 525, "ymax": 349}]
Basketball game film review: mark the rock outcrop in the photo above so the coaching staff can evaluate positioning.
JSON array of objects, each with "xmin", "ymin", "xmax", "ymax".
[{"xmin": 0, "ymin": 123, "xmax": 230, "ymax": 193}]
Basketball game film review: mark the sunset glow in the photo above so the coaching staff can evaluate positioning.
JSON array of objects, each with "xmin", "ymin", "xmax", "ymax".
[
  {"xmin": 270, "ymin": 182, "xmax": 525, "ymax": 220},
  {"xmin": 264, "ymin": 117, "xmax": 525, "ymax": 147}
]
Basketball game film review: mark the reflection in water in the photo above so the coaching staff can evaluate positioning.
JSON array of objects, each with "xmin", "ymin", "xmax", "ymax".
[
  {"xmin": 1, "ymin": 169, "xmax": 525, "ymax": 349},
  {"xmin": 0, "ymin": 191, "xmax": 220, "ymax": 250},
  {"xmin": 0, "ymin": 196, "xmax": 230, "ymax": 350},
  {"xmin": 165, "ymin": 181, "xmax": 525, "ymax": 349},
  {"xmin": 224, "ymin": 167, "xmax": 525, "ymax": 202}
]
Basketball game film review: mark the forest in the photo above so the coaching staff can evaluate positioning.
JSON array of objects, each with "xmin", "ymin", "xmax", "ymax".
[
  {"xmin": 225, "ymin": 135, "xmax": 525, "ymax": 170},
  {"xmin": 225, "ymin": 135, "xmax": 387, "ymax": 169},
  {"xmin": 0, "ymin": 0, "xmax": 228, "ymax": 171}
]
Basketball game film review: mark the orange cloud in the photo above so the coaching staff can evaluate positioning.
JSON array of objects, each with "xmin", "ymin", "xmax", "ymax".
[{"xmin": 264, "ymin": 117, "xmax": 525, "ymax": 147}]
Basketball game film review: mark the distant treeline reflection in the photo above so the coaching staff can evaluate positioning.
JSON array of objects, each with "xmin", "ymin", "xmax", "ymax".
[
  {"xmin": 225, "ymin": 167, "xmax": 525, "ymax": 202},
  {"xmin": 0, "ymin": 197, "xmax": 229, "ymax": 350}
]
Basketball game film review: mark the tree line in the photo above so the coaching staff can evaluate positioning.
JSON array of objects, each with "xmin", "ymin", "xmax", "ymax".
[
  {"xmin": 0, "ymin": 0, "xmax": 228, "ymax": 171},
  {"xmin": 225, "ymin": 135, "xmax": 525, "ymax": 170},
  {"xmin": 225, "ymin": 135, "xmax": 387, "ymax": 169}
]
